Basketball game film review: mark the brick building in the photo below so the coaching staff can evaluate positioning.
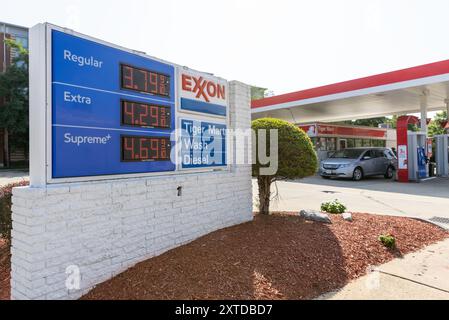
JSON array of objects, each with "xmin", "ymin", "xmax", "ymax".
[{"xmin": 0, "ymin": 21, "xmax": 29, "ymax": 168}]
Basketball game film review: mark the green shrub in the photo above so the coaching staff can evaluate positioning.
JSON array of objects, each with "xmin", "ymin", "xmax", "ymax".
[
  {"xmin": 321, "ymin": 199, "xmax": 347, "ymax": 214},
  {"xmin": 379, "ymin": 234, "xmax": 396, "ymax": 249},
  {"xmin": 252, "ymin": 118, "xmax": 318, "ymax": 215},
  {"xmin": 0, "ymin": 181, "xmax": 29, "ymax": 245}
]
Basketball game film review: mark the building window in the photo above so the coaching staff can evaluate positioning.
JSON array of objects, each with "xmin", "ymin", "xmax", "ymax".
[
  {"xmin": 347, "ymin": 139, "xmax": 355, "ymax": 148},
  {"xmin": 14, "ymin": 36, "xmax": 28, "ymax": 49},
  {"xmin": 371, "ymin": 140, "xmax": 386, "ymax": 147},
  {"xmin": 326, "ymin": 138, "xmax": 336, "ymax": 152},
  {"xmin": 317, "ymin": 137, "xmax": 327, "ymax": 151},
  {"xmin": 362, "ymin": 139, "xmax": 371, "ymax": 147}
]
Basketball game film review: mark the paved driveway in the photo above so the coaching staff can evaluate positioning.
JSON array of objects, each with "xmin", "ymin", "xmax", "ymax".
[
  {"xmin": 253, "ymin": 176, "xmax": 449, "ymax": 226},
  {"xmin": 0, "ymin": 171, "xmax": 29, "ymax": 187}
]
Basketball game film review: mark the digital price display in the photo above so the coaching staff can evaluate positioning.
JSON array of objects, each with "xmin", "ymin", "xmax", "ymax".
[
  {"xmin": 121, "ymin": 136, "xmax": 171, "ymax": 162},
  {"xmin": 47, "ymin": 27, "xmax": 227, "ymax": 181},
  {"xmin": 121, "ymin": 64, "xmax": 170, "ymax": 97},
  {"xmin": 50, "ymin": 29, "xmax": 176, "ymax": 180},
  {"xmin": 121, "ymin": 100, "xmax": 171, "ymax": 129}
]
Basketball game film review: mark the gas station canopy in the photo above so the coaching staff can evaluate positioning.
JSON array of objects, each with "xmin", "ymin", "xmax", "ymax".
[{"xmin": 251, "ymin": 59, "xmax": 449, "ymax": 123}]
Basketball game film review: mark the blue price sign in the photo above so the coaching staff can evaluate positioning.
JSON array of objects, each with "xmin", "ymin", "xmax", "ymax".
[
  {"xmin": 180, "ymin": 119, "xmax": 227, "ymax": 169},
  {"xmin": 51, "ymin": 30, "xmax": 176, "ymax": 178}
]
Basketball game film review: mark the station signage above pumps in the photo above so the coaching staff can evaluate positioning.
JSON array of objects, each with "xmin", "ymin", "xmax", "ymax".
[
  {"xmin": 299, "ymin": 124, "xmax": 387, "ymax": 139},
  {"xmin": 30, "ymin": 23, "xmax": 229, "ymax": 184}
]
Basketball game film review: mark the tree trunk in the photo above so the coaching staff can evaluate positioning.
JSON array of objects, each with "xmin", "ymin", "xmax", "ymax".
[{"xmin": 258, "ymin": 176, "xmax": 272, "ymax": 215}]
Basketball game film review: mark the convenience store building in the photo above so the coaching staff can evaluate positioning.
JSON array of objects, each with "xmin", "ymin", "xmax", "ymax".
[{"xmin": 298, "ymin": 122, "xmax": 396, "ymax": 161}]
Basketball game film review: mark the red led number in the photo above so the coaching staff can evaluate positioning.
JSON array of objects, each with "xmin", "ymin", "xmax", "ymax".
[
  {"xmin": 160, "ymin": 108, "xmax": 167, "ymax": 128},
  {"xmin": 121, "ymin": 64, "xmax": 170, "ymax": 97},
  {"xmin": 122, "ymin": 100, "xmax": 170, "ymax": 129},
  {"xmin": 139, "ymin": 104, "xmax": 149, "ymax": 126},
  {"xmin": 150, "ymin": 139, "xmax": 159, "ymax": 160},
  {"xmin": 161, "ymin": 140, "xmax": 168, "ymax": 159},
  {"xmin": 122, "ymin": 136, "xmax": 170, "ymax": 162},
  {"xmin": 139, "ymin": 138, "xmax": 149, "ymax": 160},
  {"xmin": 123, "ymin": 137, "xmax": 135, "ymax": 160},
  {"xmin": 123, "ymin": 102, "xmax": 135, "ymax": 125},
  {"xmin": 150, "ymin": 106, "xmax": 159, "ymax": 127},
  {"xmin": 159, "ymin": 75, "xmax": 167, "ymax": 96}
]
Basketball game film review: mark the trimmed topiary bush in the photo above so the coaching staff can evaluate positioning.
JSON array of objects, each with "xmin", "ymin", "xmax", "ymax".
[
  {"xmin": 379, "ymin": 234, "xmax": 396, "ymax": 249},
  {"xmin": 252, "ymin": 118, "xmax": 318, "ymax": 215},
  {"xmin": 321, "ymin": 199, "xmax": 347, "ymax": 214},
  {"xmin": 0, "ymin": 181, "xmax": 29, "ymax": 245}
]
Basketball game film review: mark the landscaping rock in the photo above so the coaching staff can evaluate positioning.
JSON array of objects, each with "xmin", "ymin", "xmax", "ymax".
[
  {"xmin": 343, "ymin": 212, "xmax": 353, "ymax": 222},
  {"xmin": 299, "ymin": 210, "xmax": 332, "ymax": 224}
]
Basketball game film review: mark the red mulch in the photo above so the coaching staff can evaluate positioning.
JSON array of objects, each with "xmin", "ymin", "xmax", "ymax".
[
  {"xmin": 81, "ymin": 213, "xmax": 449, "ymax": 300},
  {"xmin": 0, "ymin": 238, "xmax": 10, "ymax": 301}
]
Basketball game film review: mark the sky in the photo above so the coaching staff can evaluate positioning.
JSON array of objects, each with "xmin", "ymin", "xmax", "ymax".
[{"xmin": 3, "ymin": 0, "xmax": 449, "ymax": 98}]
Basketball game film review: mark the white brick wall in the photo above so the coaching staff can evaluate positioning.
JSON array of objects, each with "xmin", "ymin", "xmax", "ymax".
[{"xmin": 10, "ymin": 81, "xmax": 253, "ymax": 300}]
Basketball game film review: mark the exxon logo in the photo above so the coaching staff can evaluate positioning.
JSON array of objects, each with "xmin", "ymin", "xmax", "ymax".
[{"xmin": 182, "ymin": 74, "xmax": 226, "ymax": 103}]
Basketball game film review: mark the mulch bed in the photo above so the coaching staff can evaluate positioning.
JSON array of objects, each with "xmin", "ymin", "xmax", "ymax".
[
  {"xmin": 0, "ymin": 213, "xmax": 447, "ymax": 300},
  {"xmin": 81, "ymin": 213, "xmax": 449, "ymax": 300},
  {"xmin": 0, "ymin": 238, "xmax": 10, "ymax": 301}
]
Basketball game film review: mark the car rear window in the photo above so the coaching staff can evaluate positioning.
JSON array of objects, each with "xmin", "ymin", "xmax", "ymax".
[{"xmin": 330, "ymin": 149, "xmax": 365, "ymax": 159}]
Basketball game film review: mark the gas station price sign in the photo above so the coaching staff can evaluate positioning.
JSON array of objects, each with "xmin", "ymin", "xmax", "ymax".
[
  {"xmin": 31, "ymin": 24, "xmax": 230, "ymax": 184},
  {"xmin": 49, "ymin": 27, "xmax": 176, "ymax": 180}
]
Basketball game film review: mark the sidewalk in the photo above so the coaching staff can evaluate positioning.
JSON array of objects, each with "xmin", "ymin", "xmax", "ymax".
[{"xmin": 317, "ymin": 239, "xmax": 449, "ymax": 300}]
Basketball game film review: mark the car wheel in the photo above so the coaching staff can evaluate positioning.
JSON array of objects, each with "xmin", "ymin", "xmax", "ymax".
[
  {"xmin": 353, "ymin": 167, "xmax": 363, "ymax": 181},
  {"xmin": 385, "ymin": 166, "xmax": 395, "ymax": 179}
]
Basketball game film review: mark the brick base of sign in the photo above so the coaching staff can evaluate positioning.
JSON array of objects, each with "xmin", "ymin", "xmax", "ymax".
[
  {"xmin": 11, "ymin": 81, "xmax": 253, "ymax": 300},
  {"xmin": 11, "ymin": 168, "xmax": 252, "ymax": 300}
]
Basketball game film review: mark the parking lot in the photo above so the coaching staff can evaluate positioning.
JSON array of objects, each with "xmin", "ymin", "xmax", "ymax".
[
  {"xmin": 2, "ymin": 170, "xmax": 449, "ymax": 226},
  {"xmin": 253, "ymin": 176, "xmax": 449, "ymax": 225}
]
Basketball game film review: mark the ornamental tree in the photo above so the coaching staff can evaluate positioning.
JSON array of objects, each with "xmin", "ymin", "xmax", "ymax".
[{"xmin": 252, "ymin": 118, "xmax": 318, "ymax": 215}]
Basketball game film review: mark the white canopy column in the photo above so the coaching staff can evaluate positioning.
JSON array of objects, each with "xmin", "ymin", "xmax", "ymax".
[{"xmin": 420, "ymin": 90, "xmax": 430, "ymax": 133}]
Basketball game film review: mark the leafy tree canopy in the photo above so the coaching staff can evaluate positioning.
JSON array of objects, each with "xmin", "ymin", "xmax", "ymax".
[
  {"xmin": 428, "ymin": 111, "xmax": 448, "ymax": 137},
  {"xmin": 0, "ymin": 39, "xmax": 29, "ymax": 154}
]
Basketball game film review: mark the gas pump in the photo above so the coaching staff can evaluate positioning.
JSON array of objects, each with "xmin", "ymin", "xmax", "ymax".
[
  {"xmin": 417, "ymin": 147, "xmax": 428, "ymax": 179},
  {"xmin": 435, "ymin": 135, "xmax": 449, "ymax": 177},
  {"xmin": 396, "ymin": 116, "xmax": 431, "ymax": 182},
  {"xmin": 407, "ymin": 132, "xmax": 429, "ymax": 181}
]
